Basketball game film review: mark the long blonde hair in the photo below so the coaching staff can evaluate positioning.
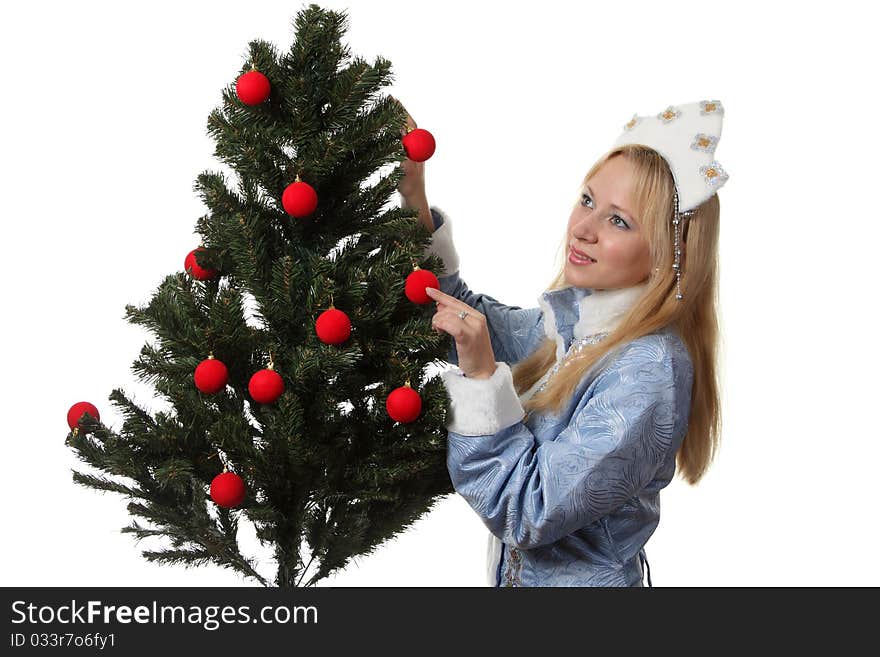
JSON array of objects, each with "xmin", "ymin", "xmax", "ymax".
[{"xmin": 513, "ymin": 144, "xmax": 722, "ymax": 485}]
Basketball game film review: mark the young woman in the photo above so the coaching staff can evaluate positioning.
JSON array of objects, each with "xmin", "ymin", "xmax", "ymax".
[{"xmin": 396, "ymin": 99, "xmax": 725, "ymax": 587}]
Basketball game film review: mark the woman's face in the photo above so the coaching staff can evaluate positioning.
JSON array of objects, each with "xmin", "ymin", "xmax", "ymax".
[{"xmin": 564, "ymin": 155, "xmax": 652, "ymax": 290}]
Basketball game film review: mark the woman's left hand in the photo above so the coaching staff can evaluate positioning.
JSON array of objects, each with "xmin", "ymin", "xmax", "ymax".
[{"xmin": 425, "ymin": 287, "xmax": 497, "ymax": 379}]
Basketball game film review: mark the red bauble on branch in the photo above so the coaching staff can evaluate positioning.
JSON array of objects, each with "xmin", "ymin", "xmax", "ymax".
[
  {"xmin": 405, "ymin": 267, "xmax": 440, "ymax": 304},
  {"xmin": 210, "ymin": 471, "xmax": 246, "ymax": 508},
  {"xmin": 67, "ymin": 401, "xmax": 100, "ymax": 431},
  {"xmin": 315, "ymin": 307, "xmax": 351, "ymax": 345},
  {"xmin": 402, "ymin": 127, "xmax": 436, "ymax": 162},
  {"xmin": 184, "ymin": 247, "xmax": 219, "ymax": 281},
  {"xmin": 194, "ymin": 355, "xmax": 229, "ymax": 394},
  {"xmin": 282, "ymin": 178, "xmax": 318, "ymax": 218},
  {"xmin": 235, "ymin": 69, "xmax": 271, "ymax": 106},
  {"xmin": 386, "ymin": 384, "xmax": 422, "ymax": 423},
  {"xmin": 249, "ymin": 367, "xmax": 284, "ymax": 404}
]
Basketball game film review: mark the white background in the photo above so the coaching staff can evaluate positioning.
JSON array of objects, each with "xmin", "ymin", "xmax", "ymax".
[{"xmin": 2, "ymin": 0, "xmax": 877, "ymax": 587}]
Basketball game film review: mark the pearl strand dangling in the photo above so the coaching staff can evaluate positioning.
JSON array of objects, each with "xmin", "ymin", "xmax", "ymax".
[{"xmin": 673, "ymin": 191, "xmax": 684, "ymax": 301}]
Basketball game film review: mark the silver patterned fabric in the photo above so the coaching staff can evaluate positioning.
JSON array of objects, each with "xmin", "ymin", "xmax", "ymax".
[{"xmin": 438, "ymin": 270, "xmax": 694, "ymax": 587}]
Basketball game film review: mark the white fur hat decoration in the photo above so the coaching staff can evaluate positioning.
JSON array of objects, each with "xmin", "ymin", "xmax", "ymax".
[{"xmin": 610, "ymin": 100, "xmax": 728, "ymax": 214}]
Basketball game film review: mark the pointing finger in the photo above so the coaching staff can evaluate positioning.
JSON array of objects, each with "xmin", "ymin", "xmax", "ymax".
[
  {"xmin": 425, "ymin": 287, "xmax": 449, "ymax": 300},
  {"xmin": 426, "ymin": 287, "xmax": 471, "ymax": 312}
]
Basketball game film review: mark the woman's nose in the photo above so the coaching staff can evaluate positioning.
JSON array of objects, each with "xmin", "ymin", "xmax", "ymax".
[{"xmin": 573, "ymin": 214, "xmax": 599, "ymax": 241}]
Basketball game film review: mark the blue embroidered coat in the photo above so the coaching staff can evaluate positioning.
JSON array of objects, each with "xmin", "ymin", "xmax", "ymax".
[{"xmin": 425, "ymin": 206, "xmax": 695, "ymax": 587}]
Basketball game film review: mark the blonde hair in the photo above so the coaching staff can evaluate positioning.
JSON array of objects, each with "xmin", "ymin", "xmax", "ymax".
[{"xmin": 513, "ymin": 144, "xmax": 722, "ymax": 485}]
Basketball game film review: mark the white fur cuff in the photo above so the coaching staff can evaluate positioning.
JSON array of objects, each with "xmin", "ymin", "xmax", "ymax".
[
  {"xmin": 440, "ymin": 362, "xmax": 526, "ymax": 436},
  {"xmin": 424, "ymin": 205, "xmax": 460, "ymax": 276}
]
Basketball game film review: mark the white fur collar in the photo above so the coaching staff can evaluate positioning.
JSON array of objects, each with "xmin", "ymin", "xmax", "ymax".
[
  {"xmin": 537, "ymin": 281, "xmax": 649, "ymax": 362},
  {"xmin": 573, "ymin": 282, "xmax": 649, "ymax": 340}
]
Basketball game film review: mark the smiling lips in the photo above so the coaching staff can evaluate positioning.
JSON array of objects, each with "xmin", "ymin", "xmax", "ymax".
[{"xmin": 570, "ymin": 246, "xmax": 595, "ymax": 263}]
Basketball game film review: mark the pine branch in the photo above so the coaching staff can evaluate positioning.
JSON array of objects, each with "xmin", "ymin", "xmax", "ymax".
[
  {"xmin": 141, "ymin": 548, "xmax": 268, "ymax": 586},
  {"xmin": 71, "ymin": 470, "xmax": 148, "ymax": 499}
]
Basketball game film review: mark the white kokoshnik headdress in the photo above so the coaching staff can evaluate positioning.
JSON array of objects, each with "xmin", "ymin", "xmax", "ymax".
[{"xmin": 610, "ymin": 99, "xmax": 728, "ymax": 301}]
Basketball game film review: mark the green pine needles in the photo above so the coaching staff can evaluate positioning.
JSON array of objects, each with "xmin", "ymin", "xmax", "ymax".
[{"xmin": 65, "ymin": 3, "xmax": 454, "ymax": 587}]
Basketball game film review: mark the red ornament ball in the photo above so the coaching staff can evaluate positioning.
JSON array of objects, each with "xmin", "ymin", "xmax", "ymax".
[
  {"xmin": 210, "ymin": 471, "xmax": 246, "ymax": 508},
  {"xmin": 315, "ymin": 308, "xmax": 351, "ymax": 345},
  {"xmin": 402, "ymin": 128, "xmax": 436, "ymax": 162},
  {"xmin": 184, "ymin": 248, "xmax": 219, "ymax": 281},
  {"xmin": 386, "ymin": 385, "xmax": 423, "ymax": 423},
  {"xmin": 249, "ymin": 368, "xmax": 285, "ymax": 404},
  {"xmin": 194, "ymin": 357, "xmax": 229, "ymax": 394},
  {"xmin": 67, "ymin": 401, "xmax": 100, "ymax": 430},
  {"xmin": 235, "ymin": 70, "xmax": 271, "ymax": 106},
  {"xmin": 282, "ymin": 181, "xmax": 318, "ymax": 217},
  {"xmin": 405, "ymin": 268, "xmax": 440, "ymax": 304}
]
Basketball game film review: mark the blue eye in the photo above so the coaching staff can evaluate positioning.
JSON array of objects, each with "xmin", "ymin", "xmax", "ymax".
[{"xmin": 580, "ymin": 193, "xmax": 629, "ymax": 229}]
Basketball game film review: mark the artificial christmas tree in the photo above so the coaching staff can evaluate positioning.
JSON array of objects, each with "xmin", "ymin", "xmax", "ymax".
[{"xmin": 65, "ymin": 4, "xmax": 453, "ymax": 587}]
